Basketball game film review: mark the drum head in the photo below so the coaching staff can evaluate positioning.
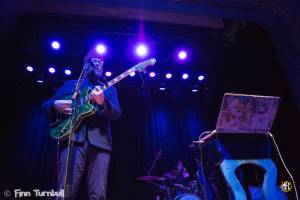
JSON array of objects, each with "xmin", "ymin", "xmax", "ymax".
[{"xmin": 173, "ymin": 193, "xmax": 201, "ymax": 200}]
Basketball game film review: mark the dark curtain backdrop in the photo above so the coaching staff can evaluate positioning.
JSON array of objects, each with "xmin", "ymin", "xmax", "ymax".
[
  {"xmin": 1, "ymin": 83, "xmax": 213, "ymax": 200},
  {"xmin": 109, "ymin": 88, "xmax": 214, "ymax": 200}
]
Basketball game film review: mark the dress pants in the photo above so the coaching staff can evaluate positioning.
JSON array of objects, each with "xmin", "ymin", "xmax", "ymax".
[{"xmin": 55, "ymin": 141, "xmax": 110, "ymax": 200}]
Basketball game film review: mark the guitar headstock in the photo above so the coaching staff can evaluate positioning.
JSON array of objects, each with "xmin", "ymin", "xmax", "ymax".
[{"xmin": 131, "ymin": 58, "xmax": 156, "ymax": 72}]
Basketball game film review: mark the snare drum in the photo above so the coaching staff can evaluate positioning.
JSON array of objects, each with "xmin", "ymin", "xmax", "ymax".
[{"xmin": 173, "ymin": 193, "xmax": 201, "ymax": 200}]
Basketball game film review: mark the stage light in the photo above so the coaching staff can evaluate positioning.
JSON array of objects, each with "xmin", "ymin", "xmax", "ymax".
[
  {"xmin": 182, "ymin": 73, "xmax": 189, "ymax": 79},
  {"xmin": 135, "ymin": 43, "xmax": 148, "ymax": 57},
  {"xmin": 51, "ymin": 41, "xmax": 60, "ymax": 50},
  {"xmin": 198, "ymin": 75, "xmax": 205, "ymax": 81},
  {"xmin": 26, "ymin": 65, "xmax": 34, "ymax": 72},
  {"xmin": 149, "ymin": 72, "xmax": 156, "ymax": 78},
  {"xmin": 192, "ymin": 85, "xmax": 198, "ymax": 93},
  {"xmin": 105, "ymin": 71, "xmax": 112, "ymax": 77},
  {"xmin": 159, "ymin": 83, "xmax": 166, "ymax": 91},
  {"xmin": 64, "ymin": 69, "xmax": 72, "ymax": 75},
  {"xmin": 48, "ymin": 67, "xmax": 56, "ymax": 74},
  {"xmin": 96, "ymin": 44, "xmax": 106, "ymax": 55},
  {"xmin": 178, "ymin": 50, "xmax": 187, "ymax": 60},
  {"xmin": 37, "ymin": 80, "xmax": 44, "ymax": 83},
  {"xmin": 166, "ymin": 73, "xmax": 172, "ymax": 79},
  {"xmin": 130, "ymin": 72, "xmax": 136, "ymax": 77}
]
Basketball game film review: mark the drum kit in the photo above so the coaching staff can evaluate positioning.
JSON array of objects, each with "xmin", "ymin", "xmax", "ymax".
[{"xmin": 137, "ymin": 174, "xmax": 202, "ymax": 200}]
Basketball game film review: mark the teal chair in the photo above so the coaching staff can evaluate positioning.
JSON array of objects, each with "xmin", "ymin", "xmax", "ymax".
[{"xmin": 220, "ymin": 159, "xmax": 287, "ymax": 200}]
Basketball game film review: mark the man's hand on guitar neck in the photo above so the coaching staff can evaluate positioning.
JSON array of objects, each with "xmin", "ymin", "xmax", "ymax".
[
  {"xmin": 90, "ymin": 86, "xmax": 105, "ymax": 106},
  {"xmin": 54, "ymin": 100, "xmax": 72, "ymax": 115}
]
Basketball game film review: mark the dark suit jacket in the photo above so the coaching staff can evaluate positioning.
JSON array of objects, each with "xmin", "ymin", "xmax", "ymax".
[{"xmin": 42, "ymin": 79, "xmax": 122, "ymax": 151}]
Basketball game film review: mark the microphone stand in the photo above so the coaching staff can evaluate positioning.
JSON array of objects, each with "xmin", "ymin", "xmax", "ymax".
[
  {"xmin": 63, "ymin": 65, "xmax": 88, "ymax": 199},
  {"xmin": 147, "ymin": 149, "xmax": 162, "ymax": 176},
  {"xmin": 146, "ymin": 150, "xmax": 163, "ymax": 200}
]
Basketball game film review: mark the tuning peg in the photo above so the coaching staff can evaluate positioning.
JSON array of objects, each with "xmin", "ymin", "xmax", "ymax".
[{"xmin": 150, "ymin": 58, "xmax": 157, "ymax": 65}]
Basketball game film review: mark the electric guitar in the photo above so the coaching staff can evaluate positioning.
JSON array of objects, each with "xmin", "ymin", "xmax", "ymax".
[{"xmin": 49, "ymin": 58, "xmax": 156, "ymax": 140}]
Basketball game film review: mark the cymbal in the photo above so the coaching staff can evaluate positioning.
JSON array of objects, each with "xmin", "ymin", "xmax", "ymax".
[{"xmin": 137, "ymin": 176, "xmax": 165, "ymax": 181}]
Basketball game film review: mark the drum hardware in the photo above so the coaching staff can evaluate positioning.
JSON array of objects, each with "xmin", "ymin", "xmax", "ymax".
[
  {"xmin": 137, "ymin": 175, "xmax": 202, "ymax": 200},
  {"xmin": 137, "ymin": 175, "xmax": 176, "ymax": 200}
]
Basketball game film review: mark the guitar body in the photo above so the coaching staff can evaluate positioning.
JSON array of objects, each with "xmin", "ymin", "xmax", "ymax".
[{"xmin": 50, "ymin": 87, "xmax": 97, "ymax": 140}]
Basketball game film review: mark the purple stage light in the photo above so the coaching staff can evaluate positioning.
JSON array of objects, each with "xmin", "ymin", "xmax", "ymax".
[
  {"xmin": 48, "ymin": 67, "xmax": 56, "ymax": 74},
  {"xmin": 130, "ymin": 72, "xmax": 136, "ymax": 77},
  {"xmin": 51, "ymin": 41, "xmax": 60, "ymax": 50},
  {"xmin": 166, "ymin": 73, "xmax": 172, "ymax": 79},
  {"xmin": 26, "ymin": 65, "xmax": 34, "ymax": 72},
  {"xmin": 64, "ymin": 69, "xmax": 72, "ymax": 75},
  {"xmin": 96, "ymin": 44, "xmax": 106, "ymax": 55},
  {"xmin": 178, "ymin": 50, "xmax": 187, "ymax": 60},
  {"xmin": 105, "ymin": 71, "xmax": 112, "ymax": 77},
  {"xmin": 198, "ymin": 75, "xmax": 205, "ymax": 81},
  {"xmin": 182, "ymin": 73, "xmax": 188, "ymax": 79},
  {"xmin": 135, "ymin": 43, "xmax": 148, "ymax": 57},
  {"xmin": 149, "ymin": 72, "xmax": 156, "ymax": 78},
  {"xmin": 37, "ymin": 80, "xmax": 44, "ymax": 83}
]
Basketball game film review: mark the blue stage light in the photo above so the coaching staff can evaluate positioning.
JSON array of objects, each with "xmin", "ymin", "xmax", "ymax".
[
  {"xmin": 166, "ymin": 73, "xmax": 172, "ymax": 79},
  {"xmin": 198, "ymin": 75, "xmax": 205, "ymax": 81},
  {"xmin": 64, "ymin": 69, "xmax": 71, "ymax": 75},
  {"xmin": 51, "ymin": 41, "xmax": 60, "ymax": 50},
  {"xmin": 182, "ymin": 73, "xmax": 189, "ymax": 79},
  {"xmin": 26, "ymin": 65, "xmax": 34, "ymax": 72},
  {"xmin": 105, "ymin": 71, "xmax": 112, "ymax": 77},
  {"xmin": 48, "ymin": 67, "xmax": 56, "ymax": 74},
  {"xmin": 149, "ymin": 72, "xmax": 156, "ymax": 78}
]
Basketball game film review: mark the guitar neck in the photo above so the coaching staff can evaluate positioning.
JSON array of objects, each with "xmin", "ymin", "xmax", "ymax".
[
  {"xmin": 102, "ymin": 68, "xmax": 135, "ymax": 91},
  {"xmin": 82, "ymin": 57, "xmax": 156, "ymax": 104}
]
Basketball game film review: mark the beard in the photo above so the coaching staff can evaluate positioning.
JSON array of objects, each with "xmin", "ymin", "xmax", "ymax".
[{"xmin": 86, "ymin": 65, "xmax": 103, "ymax": 82}]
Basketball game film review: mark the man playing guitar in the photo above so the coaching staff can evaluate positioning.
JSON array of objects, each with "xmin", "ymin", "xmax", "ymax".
[{"xmin": 42, "ymin": 48, "xmax": 122, "ymax": 200}]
